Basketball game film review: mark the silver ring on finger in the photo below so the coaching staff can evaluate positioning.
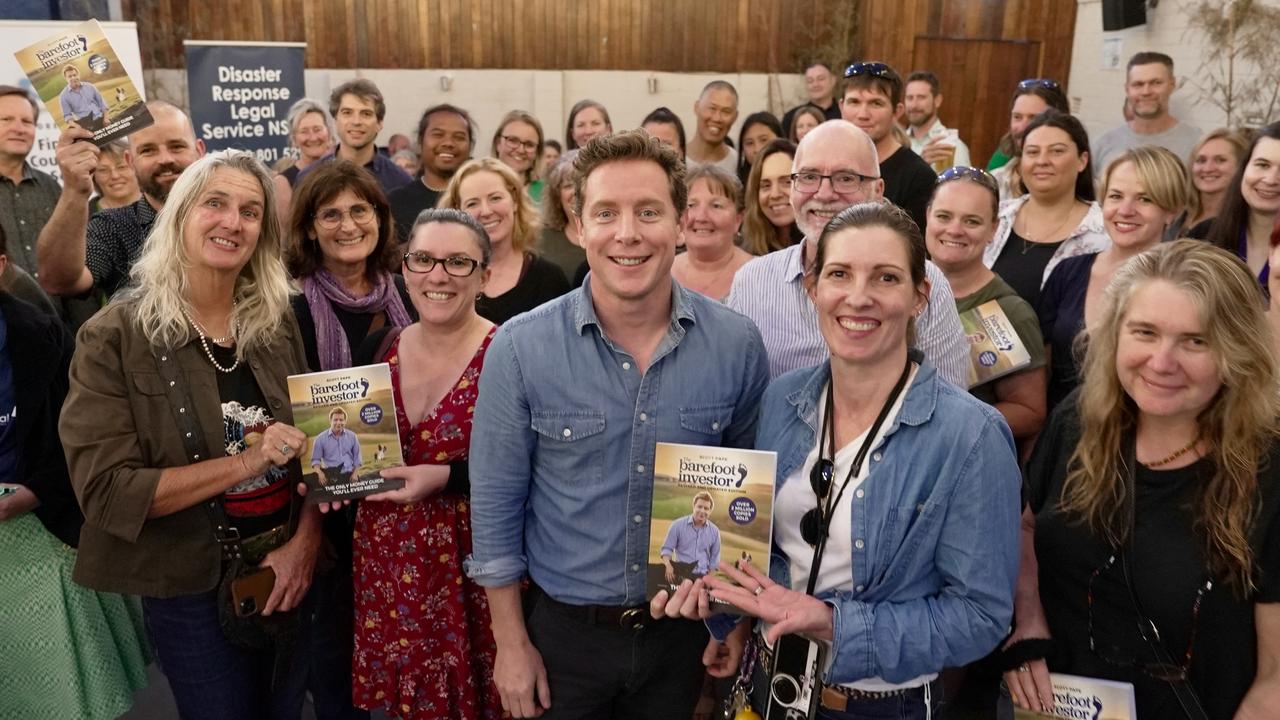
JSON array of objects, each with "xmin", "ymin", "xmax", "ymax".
[
  {"xmin": 279, "ymin": 442, "xmax": 293, "ymax": 456},
  {"xmin": 1018, "ymin": 664, "xmax": 1030, "ymax": 673},
  {"xmin": 753, "ymin": 585, "xmax": 765, "ymax": 596}
]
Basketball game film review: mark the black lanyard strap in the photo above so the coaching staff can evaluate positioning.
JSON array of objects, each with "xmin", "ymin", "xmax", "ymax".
[{"xmin": 805, "ymin": 356, "xmax": 913, "ymax": 596}]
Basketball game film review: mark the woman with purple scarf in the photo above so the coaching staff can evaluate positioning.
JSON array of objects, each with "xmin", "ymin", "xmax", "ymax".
[{"xmin": 286, "ymin": 160, "xmax": 415, "ymax": 720}]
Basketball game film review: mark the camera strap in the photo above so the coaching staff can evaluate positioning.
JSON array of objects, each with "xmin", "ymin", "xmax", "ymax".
[
  {"xmin": 1118, "ymin": 440, "xmax": 1210, "ymax": 720},
  {"xmin": 805, "ymin": 357, "xmax": 912, "ymax": 595}
]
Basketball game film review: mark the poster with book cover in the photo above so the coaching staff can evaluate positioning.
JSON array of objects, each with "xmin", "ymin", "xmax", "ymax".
[
  {"xmin": 13, "ymin": 19, "xmax": 153, "ymax": 145},
  {"xmin": 288, "ymin": 363, "xmax": 406, "ymax": 503},
  {"xmin": 1012, "ymin": 673, "xmax": 1136, "ymax": 720},
  {"xmin": 647, "ymin": 442, "xmax": 776, "ymax": 610},
  {"xmin": 960, "ymin": 299, "xmax": 1032, "ymax": 389}
]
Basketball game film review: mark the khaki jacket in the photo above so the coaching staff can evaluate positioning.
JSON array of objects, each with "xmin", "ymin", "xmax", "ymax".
[{"xmin": 61, "ymin": 300, "xmax": 307, "ymax": 597}]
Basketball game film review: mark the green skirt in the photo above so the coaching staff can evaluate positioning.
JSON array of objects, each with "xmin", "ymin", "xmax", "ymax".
[{"xmin": 0, "ymin": 514, "xmax": 150, "ymax": 720}]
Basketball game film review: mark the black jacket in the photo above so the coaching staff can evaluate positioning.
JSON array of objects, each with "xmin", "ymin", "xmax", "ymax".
[{"xmin": 4, "ymin": 292, "xmax": 80, "ymax": 546}]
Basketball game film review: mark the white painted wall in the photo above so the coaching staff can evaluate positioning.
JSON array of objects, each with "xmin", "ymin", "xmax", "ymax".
[
  {"xmin": 146, "ymin": 67, "xmax": 807, "ymax": 152},
  {"xmin": 1068, "ymin": 0, "xmax": 1278, "ymax": 145}
]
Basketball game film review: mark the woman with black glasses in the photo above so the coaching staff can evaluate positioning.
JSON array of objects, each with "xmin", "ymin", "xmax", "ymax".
[
  {"xmin": 655, "ymin": 202, "xmax": 1022, "ymax": 719},
  {"xmin": 349, "ymin": 209, "xmax": 502, "ymax": 719},
  {"xmin": 1005, "ymin": 240, "xmax": 1280, "ymax": 719}
]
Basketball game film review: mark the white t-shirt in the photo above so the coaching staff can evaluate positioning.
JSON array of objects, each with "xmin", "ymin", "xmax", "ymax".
[{"xmin": 772, "ymin": 373, "xmax": 936, "ymax": 692}]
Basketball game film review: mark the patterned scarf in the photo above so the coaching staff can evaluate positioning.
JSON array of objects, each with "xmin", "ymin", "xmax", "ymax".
[{"xmin": 301, "ymin": 268, "xmax": 413, "ymax": 370}]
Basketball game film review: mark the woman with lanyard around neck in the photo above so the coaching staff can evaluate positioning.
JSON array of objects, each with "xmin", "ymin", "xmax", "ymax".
[
  {"xmin": 1200, "ymin": 123, "xmax": 1280, "ymax": 291},
  {"xmin": 654, "ymin": 202, "xmax": 1022, "ymax": 719},
  {"xmin": 984, "ymin": 109, "xmax": 1108, "ymax": 310},
  {"xmin": 1004, "ymin": 240, "xmax": 1280, "ymax": 719},
  {"xmin": 60, "ymin": 150, "xmax": 318, "ymax": 719}
]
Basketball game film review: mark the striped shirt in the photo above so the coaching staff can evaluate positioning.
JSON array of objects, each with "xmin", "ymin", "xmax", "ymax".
[{"xmin": 726, "ymin": 241, "xmax": 970, "ymax": 386}]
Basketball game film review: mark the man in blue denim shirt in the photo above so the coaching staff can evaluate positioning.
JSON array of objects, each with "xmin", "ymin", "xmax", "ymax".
[{"xmin": 466, "ymin": 130, "xmax": 769, "ymax": 719}]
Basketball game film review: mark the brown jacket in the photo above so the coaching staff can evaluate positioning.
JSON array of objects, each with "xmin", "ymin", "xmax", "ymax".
[{"xmin": 61, "ymin": 300, "xmax": 307, "ymax": 597}]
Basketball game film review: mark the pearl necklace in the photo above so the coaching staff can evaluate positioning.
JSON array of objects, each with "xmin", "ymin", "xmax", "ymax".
[{"xmin": 182, "ymin": 306, "xmax": 239, "ymax": 373}]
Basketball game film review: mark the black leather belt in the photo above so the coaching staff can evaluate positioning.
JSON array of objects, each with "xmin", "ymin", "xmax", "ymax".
[{"xmin": 532, "ymin": 586, "xmax": 651, "ymax": 631}]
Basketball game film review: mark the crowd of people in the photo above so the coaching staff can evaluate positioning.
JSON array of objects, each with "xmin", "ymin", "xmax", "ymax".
[{"xmin": 0, "ymin": 45, "xmax": 1278, "ymax": 720}]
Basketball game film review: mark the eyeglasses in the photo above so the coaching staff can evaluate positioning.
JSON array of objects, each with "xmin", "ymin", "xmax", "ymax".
[
  {"xmin": 500, "ymin": 135, "xmax": 539, "ymax": 152},
  {"xmin": 402, "ymin": 252, "xmax": 483, "ymax": 276},
  {"xmin": 1086, "ymin": 553, "xmax": 1210, "ymax": 682},
  {"xmin": 1017, "ymin": 78, "xmax": 1061, "ymax": 92},
  {"xmin": 790, "ymin": 171, "xmax": 878, "ymax": 194},
  {"xmin": 315, "ymin": 203, "xmax": 375, "ymax": 229},
  {"xmin": 844, "ymin": 62, "xmax": 896, "ymax": 80},
  {"xmin": 799, "ymin": 459, "xmax": 835, "ymax": 546},
  {"xmin": 937, "ymin": 166, "xmax": 999, "ymax": 194}
]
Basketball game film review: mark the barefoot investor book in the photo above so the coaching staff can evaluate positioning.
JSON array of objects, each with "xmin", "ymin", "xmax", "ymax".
[
  {"xmin": 13, "ymin": 19, "xmax": 154, "ymax": 145},
  {"xmin": 647, "ymin": 442, "xmax": 776, "ymax": 610},
  {"xmin": 960, "ymin": 299, "xmax": 1033, "ymax": 389},
  {"xmin": 1012, "ymin": 673, "xmax": 1136, "ymax": 720},
  {"xmin": 288, "ymin": 364, "xmax": 405, "ymax": 503}
]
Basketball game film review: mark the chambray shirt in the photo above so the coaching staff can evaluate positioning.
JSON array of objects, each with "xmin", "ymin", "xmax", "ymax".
[
  {"xmin": 660, "ymin": 515, "xmax": 721, "ymax": 575},
  {"xmin": 726, "ymin": 241, "xmax": 970, "ymax": 387},
  {"xmin": 465, "ymin": 278, "xmax": 770, "ymax": 606},
  {"xmin": 711, "ymin": 358, "xmax": 1021, "ymax": 685},
  {"xmin": 59, "ymin": 83, "xmax": 108, "ymax": 123},
  {"xmin": 310, "ymin": 428, "xmax": 361, "ymax": 473}
]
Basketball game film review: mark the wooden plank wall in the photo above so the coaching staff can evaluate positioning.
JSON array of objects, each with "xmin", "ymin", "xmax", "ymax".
[
  {"xmin": 122, "ymin": 0, "xmax": 860, "ymax": 74},
  {"xmin": 857, "ymin": 0, "xmax": 1077, "ymax": 164}
]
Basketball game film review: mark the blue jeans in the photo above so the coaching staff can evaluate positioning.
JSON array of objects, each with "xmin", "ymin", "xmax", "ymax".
[
  {"xmin": 142, "ymin": 589, "xmax": 309, "ymax": 720},
  {"xmin": 817, "ymin": 681, "xmax": 939, "ymax": 720}
]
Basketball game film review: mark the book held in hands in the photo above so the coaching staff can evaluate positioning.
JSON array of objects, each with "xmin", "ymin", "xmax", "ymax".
[
  {"xmin": 288, "ymin": 363, "xmax": 406, "ymax": 503},
  {"xmin": 646, "ymin": 442, "xmax": 776, "ymax": 610},
  {"xmin": 960, "ymin": 299, "xmax": 1033, "ymax": 389},
  {"xmin": 1012, "ymin": 673, "xmax": 1136, "ymax": 720},
  {"xmin": 13, "ymin": 19, "xmax": 153, "ymax": 145}
]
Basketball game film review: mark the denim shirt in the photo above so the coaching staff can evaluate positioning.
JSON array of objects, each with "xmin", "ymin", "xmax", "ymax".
[
  {"xmin": 465, "ymin": 278, "xmax": 770, "ymax": 606},
  {"xmin": 731, "ymin": 359, "xmax": 1021, "ymax": 685}
]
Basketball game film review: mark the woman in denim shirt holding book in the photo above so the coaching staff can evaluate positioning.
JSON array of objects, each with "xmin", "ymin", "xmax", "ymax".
[{"xmin": 656, "ymin": 202, "xmax": 1022, "ymax": 718}]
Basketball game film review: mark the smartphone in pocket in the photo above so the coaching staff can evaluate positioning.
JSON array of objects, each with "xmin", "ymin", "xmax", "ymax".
[{"xmin": 230, "ymin": 566, "xmax": 276, "ymax": 618}]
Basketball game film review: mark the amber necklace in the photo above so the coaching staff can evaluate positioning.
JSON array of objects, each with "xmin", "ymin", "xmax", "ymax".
[{"xmin": 1144, "ymin": 436, "xmax": 1201, "ymax": 468}]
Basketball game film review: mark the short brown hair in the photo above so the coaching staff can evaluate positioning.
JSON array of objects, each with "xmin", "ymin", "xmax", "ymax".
[
  {"xmin": 692, "ymin": 491, "xmax": 715, "ymax": 508},
  {"xmin": 287, "ymin": 160, "xmax": 398, "ymax": 279},
  {"xmin": 328, "ymin": 79, "xmax": 386, "ymax": 122},
  {"xmin": 843, "ymin": 61, "xmax": 904, "ymax": 107},
  {"xmin": 572, "ymin": 130, "xmax": 686, "ymax": 220},
  {"xmin": 685, "ymin": 164, "xmax": 744, "ymax": 212},
  {"xmin": 0, "ymin": 85, "xmax": 39, "ymax": 120},
  {"xmin": 1127, "ymin": 51, "xmax": 1174, "ymax": 74}
]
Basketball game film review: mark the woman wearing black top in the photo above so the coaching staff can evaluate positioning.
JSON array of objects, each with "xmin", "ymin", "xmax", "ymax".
[
  {"xmin": 440, "ymin": 158, "xmax": 569, "ymax": 324},
  {"xmin": 1193, "ymin": 123, "xmax": 1280, "ymax": 288},
  {"xmin": 1005, "ymin": 241, "xmax": 1280, "ymax": 719}
]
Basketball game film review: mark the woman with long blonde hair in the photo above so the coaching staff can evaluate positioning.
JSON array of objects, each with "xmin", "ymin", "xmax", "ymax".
[
  {"xmin": 439, "ymin": 158, "xmax": 568, "ymax": 323},
  {"xmin": 1004, "ymin": 240, "xmax": 1280, "ymax": 718}
]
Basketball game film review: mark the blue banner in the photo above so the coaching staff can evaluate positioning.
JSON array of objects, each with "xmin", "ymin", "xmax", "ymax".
[{"xmin": 184, "ymin": 41, "xmax": 305, "ymax": 165}]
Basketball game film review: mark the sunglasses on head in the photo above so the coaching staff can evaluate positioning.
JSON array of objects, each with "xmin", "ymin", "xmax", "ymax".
[
  {"xmin": 844, "ymin": 62, "xmax": 895, "ymax": 79},
  {"xmin": 1017, "ymin": 78, "xmax": 1061, "ymax": 92},
  {"xmin": 936, "ymin": 165, "xmax": 999, "ymax": 193}
]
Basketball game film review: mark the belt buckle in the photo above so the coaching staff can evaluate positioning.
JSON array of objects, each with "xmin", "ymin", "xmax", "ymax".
[{"xmin": 619, "ymin": 607, "xmax": 645, "ymax": 630}]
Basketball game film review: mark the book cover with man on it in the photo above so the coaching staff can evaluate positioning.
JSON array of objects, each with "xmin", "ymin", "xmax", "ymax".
[
  {"xmin": 288, "ymin": 363, "xmax": 406, "ymax": 503},
  {"xmin": 647, "ymin": 443, "xmax": 776, "ymax": 610},
  {"xmin": 960, "ymin": 299, "xmax": 1033, "ymax": 389},
  {"xmin": 13, "ymin": 18, "xmax": 153, "ymax": 145}
]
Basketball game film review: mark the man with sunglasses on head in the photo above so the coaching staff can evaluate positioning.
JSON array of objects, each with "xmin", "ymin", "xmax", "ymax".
[
  {"xmin": 1092, "ymin": 52, "xmax": 1201, "ymax": 180},
  {"xmin": 727, "ymin": 120, "xmax": 968, "ymax": 386},
  {"xmin": 840, "ymin": 61, "xmax": 937, "ymax": 232}
]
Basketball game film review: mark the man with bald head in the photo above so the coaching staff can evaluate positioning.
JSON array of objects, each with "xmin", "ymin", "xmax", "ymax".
[
  {"xmin": 726, "ymin": 120, "xmax": 969, "ymax": 384},
  {"xmin": 686, "ymin": 80, "xmax": 739, "ymax": 173},
  {"xmin": 38, "ymin": 100, "xmax": 205, "ymax": 297}
]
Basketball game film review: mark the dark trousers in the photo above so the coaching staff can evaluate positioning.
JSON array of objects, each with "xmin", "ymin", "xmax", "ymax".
[
  {"xmin": 816, "ymin": 681, "xmax": 939, "ymax": 720},
  {"xmin": 306, "ymin": 565, "xmax": 368, "ymax": 720},
  {"xmin": 142, "ymin": 589, "xmax": 310, "ymax": 720},
  {"xmin": 74, "ymin": 114, "xmax": 106, "ymax": 132},
  {"xmin": 526, "ymin": 591, "xmax": 709, "ymax": 719}
]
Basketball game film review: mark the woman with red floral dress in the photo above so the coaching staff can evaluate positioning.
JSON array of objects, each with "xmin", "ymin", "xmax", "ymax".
[{"xmin": 350, "ymin": 208, "xmax": 502, "ymax": 719}]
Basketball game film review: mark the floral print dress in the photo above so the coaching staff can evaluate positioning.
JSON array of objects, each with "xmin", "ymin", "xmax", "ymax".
[{"xmin": 352, "ymin": 328, "xmax": 501, "ymax": 719}]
